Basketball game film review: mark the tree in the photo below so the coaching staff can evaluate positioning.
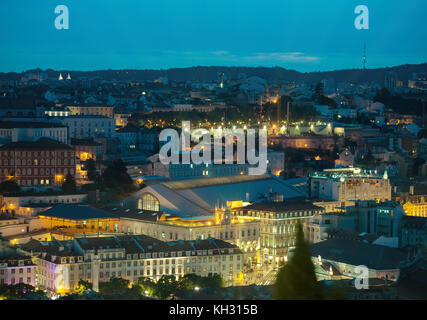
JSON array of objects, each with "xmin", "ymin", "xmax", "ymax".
[
  {"xmin": 199, "ymin": 274, "xmax": 224, "ymax": 289},
  {"xmin": 75, "ymin": 280, "xmax": 92, "ymax": 295},
  {"xmin": 176, "ymin": 274, "xmax": 200, "ymax": 292},
  {"xmin": 136, "ymin": 277, "xmax": 157, "ymax": 296},
  {"xmin": 99, "ymin": 277, "xmax": 130, "ymax": 295},
  {"xmin": 0, "ymin": 179, "xmax": 20, "ymax": 194},
  {"xmin": 274, "ymin": 222, "xmax": 324, "ymax": 300},
  {"xmin": 62, "ymin": 173, "xmax": 77, "ymax": 193},
  {"xmin": 154, "ymin": 275, "xmax": 179, "ymax": 299},
  {"xmin": 100, "ymin": 159, "xmax": 133, "ymax": 190},
  {"xmin": 0, "ymin": 283, "xmax": 46, "ymax": 299},
  {"xmin": 176, "ymin": 274, "xmax": 224, "ymax": 293},
  {"xmin": 85, "ymin": 158, "xmax": 97, "ymax": 182}
]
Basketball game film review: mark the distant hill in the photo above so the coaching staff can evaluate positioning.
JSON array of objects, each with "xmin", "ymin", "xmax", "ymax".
[{"xmin": 1, "ymin": 63, "xmax": 426, "ymax": 84}]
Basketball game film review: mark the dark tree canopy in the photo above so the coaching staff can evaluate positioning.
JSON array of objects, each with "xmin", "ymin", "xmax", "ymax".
[
  {"xmin": 100, "ymin": 159, "xmax": 134, "ymax": 190},
  {"xmin": 0, "ymin": 179, "xmax": 20, "ymax": 194},
  {"xmin": 274, "ymin": 222, "xmax": 324, "ymax": 300},
  {"xmin": 62, "ymin": 173, "xmax": 77, "ymax": 194},
  {"xmin": 85, "ymin": 158, "xmax": 97, "ymax": 182}
]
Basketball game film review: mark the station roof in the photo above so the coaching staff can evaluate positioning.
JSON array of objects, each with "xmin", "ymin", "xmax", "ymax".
[{"xmin": 39, "ymin": 204, "xmax": 116, "ymax": 220}]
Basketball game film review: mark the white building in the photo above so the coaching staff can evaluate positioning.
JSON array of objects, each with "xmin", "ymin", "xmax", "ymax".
[
  {"xmin": 309, "ymin": 167, "xmax": 392, "ymax": 202},
  {"xmin": 20, "ymin": 235, "xmax": 244, "ymax": 294},
  {"xmin": 62, "ymin": 116, "xmax": 115, "ymax": 139},
  {"xmin": 0, "ymin": 121, "xmax": 68, "ymax": 145},
  {"xmin": 0, "ymin": 253, "xmax": 37, "ymax": 286}
]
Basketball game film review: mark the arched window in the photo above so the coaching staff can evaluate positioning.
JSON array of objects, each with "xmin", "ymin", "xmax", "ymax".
[{"xmin": 141, "ymin": 193, "xmax": 160, "ymax": 212}]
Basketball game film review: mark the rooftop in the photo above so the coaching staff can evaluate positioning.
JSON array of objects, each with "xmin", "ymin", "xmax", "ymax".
[
  {"xmin": 38, "ymin": 204, "xmax": 116, "ymax": 220},
  {"xmin": 162, "ymin": 174, "xmax": 272, "ymax": 190},
  {"xmin": 0, "ymin": 121, "xmax": 66, "ymax": 129},
  {"xmin": 0, "ymin": 138, "xmax": 73, "ymax": 150},
  {"xmin": 243, "ymin": 200, "xmax": 323, "ymax": 213},
  {"xmin": 311, "ymin": 239, "xmax": 407, "ymax": 270},
  {"xmin": 135, "ymin": 174, "xmax": 306, "ymax": 217},
  {"xmin": 309, "ymin": 167, "xmax": 386, "ymax": 181}
]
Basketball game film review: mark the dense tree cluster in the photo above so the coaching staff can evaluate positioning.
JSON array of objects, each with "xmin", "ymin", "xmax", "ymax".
[
  {"xmin": 374, "ymin": 88, "xmax": 425, "ymax": 116},
  {"xmin": 59, "ymin": 274, "xmax": 224, "ymax": 300},
  {"xmin": 0, "ymin": 283, "xmax": 47, "ymax": 300}
]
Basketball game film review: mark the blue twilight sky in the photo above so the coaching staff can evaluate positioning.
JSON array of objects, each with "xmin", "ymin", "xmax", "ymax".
[{"xmin": 0, "ymin": 0, "xmax": 426, "ymax": 73}]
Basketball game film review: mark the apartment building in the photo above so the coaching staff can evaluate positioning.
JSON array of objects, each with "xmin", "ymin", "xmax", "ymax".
[
  {"xmin": 0, "ymin": 253, "xmax": 36, "ymax": 286},
  {"xmin": 0, "ymin": 121, "xmax": 68, "ymax": 146},
  {"xmin": 67, "ymin": 105, "xmax": 114, "ymax": 118},
  {"xmin": 62, "ymin": 116, "xmax": 115, "ymax": 139},
  {"xmin": 104, "ymin": 206, "xmax": 260, "ymax": 262},
  {"xmin": 0, "ymin": 138, "xmax": 76, "ymax": 187},
  {"xmin": 233, "ymin": 200, "xmax": 325, "ymax": 265},
  {"xmin": 19, "ymin": 235, "xmax": 243, "ymax": 294}
]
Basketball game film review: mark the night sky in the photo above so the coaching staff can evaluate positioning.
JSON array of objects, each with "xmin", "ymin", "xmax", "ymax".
[{"xmin": 1, "ymin": 0, "xmax": 426, "ymax": 72}]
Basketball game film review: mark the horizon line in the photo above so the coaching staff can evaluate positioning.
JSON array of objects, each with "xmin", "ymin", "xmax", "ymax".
[{"xmin": 1, "ymin": 62, "xmax": 426, "ymax": 76}]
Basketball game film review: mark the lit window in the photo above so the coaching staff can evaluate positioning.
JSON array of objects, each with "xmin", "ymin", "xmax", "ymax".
[{"xmin": 141, "ymin": 194, "xmax": 160, "ymax": 211}]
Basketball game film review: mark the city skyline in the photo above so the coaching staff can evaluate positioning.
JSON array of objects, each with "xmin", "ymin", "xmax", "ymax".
[{"xmin": 0, "ymin": 0, "xmax": 426, "ymax": 304}]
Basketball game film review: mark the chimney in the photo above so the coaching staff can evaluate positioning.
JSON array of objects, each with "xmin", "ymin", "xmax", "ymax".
[{"xmin": 409, "ymin": 185, "xmax": 414, "ymax": 195}]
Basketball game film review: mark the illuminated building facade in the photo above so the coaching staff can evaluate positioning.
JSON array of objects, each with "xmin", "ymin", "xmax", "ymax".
[
  {"xmin": 233, "ymin": 200, "xmax": 324, "ymax": 265},
  {"xmin": 37, "ymin": 204, "xmax": 120, "ymax": 236},
  {"xmin": 114, "ymin": 111, "xmax": 132, "ymax": 127},
  {"xmin": 71, "ymin": 138, "xmax": 103, "ymax": 161},
  {"xmin": 403, "ymin": 200, "xmax": 427, "ymax": 217},
  {"xmin": 109, "ymin": 206, "xmax": 260, "ymax": 264},
  {"xmin": 309, "ymin": 167, "xmax": 392, "ymax": 203},
  {"xmin": 67, "ymin": 105, "xmax": 114, "ymax": 118},
  {"xmin": 0, "ymin": 193, "xmax": 88, "ymax": 218},
  {"xmin": 0, "ymin": 138, "xmax": 75, "ymax": 187},
  {"xmin": 0, "ymin": 254, "xmax": 36, "ymax": 287},
  {"xmin": 271, "ymin": 135, "xmax": 336, "ymax": 151},
  {"xmin": 20, "ymin": 235, "xmax": 243, "ymax": 294},
  {"xmin": 71, "ymin": 139, "xmax": 103, "ymax": 180}
]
